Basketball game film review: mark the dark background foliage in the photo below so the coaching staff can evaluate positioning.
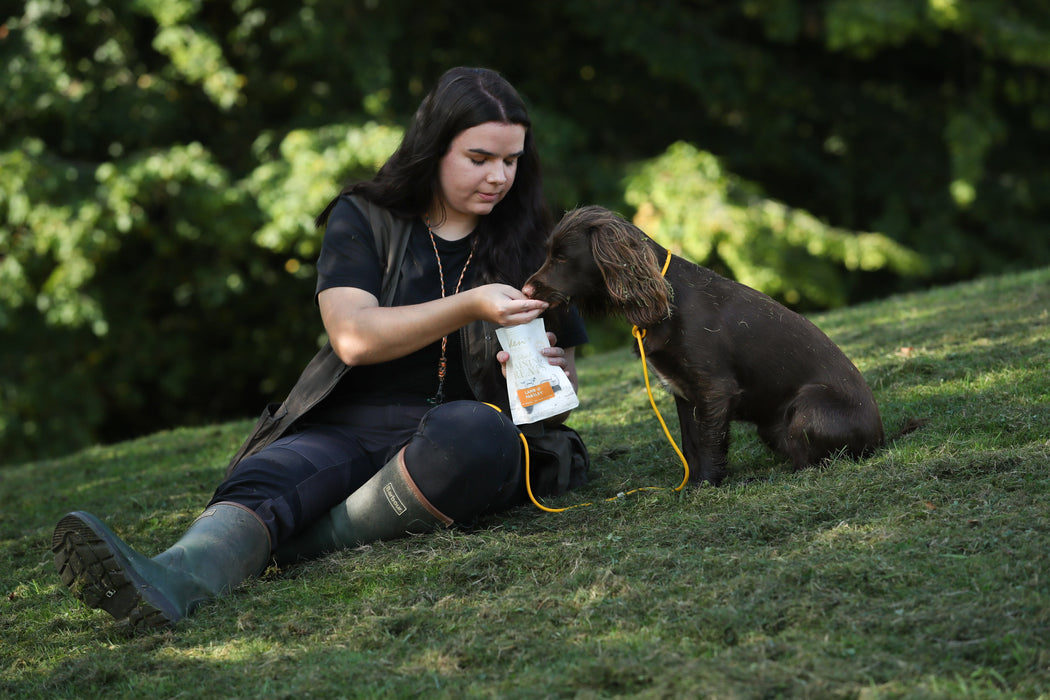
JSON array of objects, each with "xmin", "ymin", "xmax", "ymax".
[{"xmin": 3, "ymin": 0, "xmax": 1048, "ymax": 465}]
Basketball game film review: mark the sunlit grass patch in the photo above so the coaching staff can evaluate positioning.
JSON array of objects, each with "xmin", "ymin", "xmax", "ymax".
[{"xmin": 2, "ymin": 267, "xmax": 1049, "ymax": 698}]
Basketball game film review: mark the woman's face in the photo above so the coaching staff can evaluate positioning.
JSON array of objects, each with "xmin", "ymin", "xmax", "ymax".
[{"xmin": 431, "ymin": 121, "xmax": 527, "ymax": 238}]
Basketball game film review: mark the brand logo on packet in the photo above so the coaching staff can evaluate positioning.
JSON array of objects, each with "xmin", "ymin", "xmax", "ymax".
[{"xmin": 517, "ymin": 382, "xmax": 555, "ymax": 407}]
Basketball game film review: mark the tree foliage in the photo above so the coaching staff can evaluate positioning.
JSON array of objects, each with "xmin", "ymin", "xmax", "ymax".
[
  {"xmin": 3, "ymin": 0, "xmax": 1049, "ymax": 463},
  {"xmin": 625, "ymin": 142, "xmax": 927, "ymax": 307}
]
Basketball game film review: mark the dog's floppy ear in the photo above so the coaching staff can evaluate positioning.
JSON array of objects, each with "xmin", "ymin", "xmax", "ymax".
[{"xmin": 589, "ymin": 214, "xmax": 671, "ymax": 328}]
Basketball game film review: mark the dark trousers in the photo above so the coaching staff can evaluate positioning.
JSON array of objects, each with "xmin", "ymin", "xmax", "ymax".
[{"xmin": 209, "ymin": 401, "xmax": 524, "ymax": 548}]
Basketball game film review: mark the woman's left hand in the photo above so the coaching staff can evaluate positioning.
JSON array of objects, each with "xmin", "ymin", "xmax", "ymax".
[{"xmin": 497, "ymin": 332, "xmax": 577, "ymax": 391}]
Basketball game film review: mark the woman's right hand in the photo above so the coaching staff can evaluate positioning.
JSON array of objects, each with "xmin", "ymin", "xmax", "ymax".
[{"xmin": 468, "ymin": 284, "xmax": 549, "ymax": 327}]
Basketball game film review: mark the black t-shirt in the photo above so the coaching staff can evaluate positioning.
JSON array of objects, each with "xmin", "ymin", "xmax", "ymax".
[{"xmin": 314, "ymin": 197, "xmax": 588, "ymax": 408}]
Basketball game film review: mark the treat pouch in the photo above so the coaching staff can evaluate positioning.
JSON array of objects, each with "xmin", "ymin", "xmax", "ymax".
[{"xmin": 495, "ymin": 318, "xmax": 580, "ymax": 425}]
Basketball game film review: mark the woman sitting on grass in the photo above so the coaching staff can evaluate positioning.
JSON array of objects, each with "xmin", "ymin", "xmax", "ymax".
[{"xmin": 52, "ymin": 66, "xmax": 588, "ymax": 631}]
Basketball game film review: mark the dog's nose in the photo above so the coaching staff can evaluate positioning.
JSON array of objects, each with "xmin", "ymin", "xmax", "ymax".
[{"xmin": 522, "ymin": 283, "xmax": 535, "ymax": 298}]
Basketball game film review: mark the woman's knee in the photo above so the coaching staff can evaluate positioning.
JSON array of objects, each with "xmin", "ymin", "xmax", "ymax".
[{"xmin": 403, "ymin": 401, "xmax": 522, "ymax": 519}]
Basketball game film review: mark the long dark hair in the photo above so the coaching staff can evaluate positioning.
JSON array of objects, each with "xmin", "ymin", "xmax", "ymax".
[{"xmin": 316, "ymin": 67, "xmax": 551, "ymax": 286}]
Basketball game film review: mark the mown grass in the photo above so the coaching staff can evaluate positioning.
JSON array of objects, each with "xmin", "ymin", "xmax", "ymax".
[{"xmin": 2, "ymin": 267, "xmax": 1048, "ymax": 699}]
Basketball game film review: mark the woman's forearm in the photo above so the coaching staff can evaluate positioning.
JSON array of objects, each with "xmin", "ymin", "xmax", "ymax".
[{"xmin": 319, "ymin": 284, "xmax": 549, "ymax": 366}]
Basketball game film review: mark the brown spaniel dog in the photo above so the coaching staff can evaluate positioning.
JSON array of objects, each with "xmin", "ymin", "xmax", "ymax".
[{"xmin": 524, "ymin": 206, "xmax": 885, "ymax": 486}]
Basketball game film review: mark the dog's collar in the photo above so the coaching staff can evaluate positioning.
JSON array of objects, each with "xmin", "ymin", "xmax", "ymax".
[{"xmin": 633, "ymin": 249, "xmax": 674, "ymax": 341}]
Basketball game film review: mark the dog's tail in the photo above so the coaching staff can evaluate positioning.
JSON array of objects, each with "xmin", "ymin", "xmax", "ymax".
[{"xmin": 888, "ymin": 417, "xmax": 929, "ymax": 443}]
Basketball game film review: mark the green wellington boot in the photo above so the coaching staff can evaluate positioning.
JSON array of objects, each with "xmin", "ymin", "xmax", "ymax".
[
  {"xmin": 274, "ymin": 447, "xmax": 453, "ymax": 566},
  {"xmin": 52, "ymin": 502, "xmax": 271, "ymax": 630}
]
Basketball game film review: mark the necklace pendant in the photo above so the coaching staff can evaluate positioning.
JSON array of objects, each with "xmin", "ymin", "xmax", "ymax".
[{"xmin": 424, "ymin": 222, "xmax": 473, "ymax": 411}]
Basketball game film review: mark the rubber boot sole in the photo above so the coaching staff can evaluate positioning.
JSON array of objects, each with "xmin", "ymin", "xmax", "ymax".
[{"xmin": 52, "ymin": 512, "xmax": 181, "ymax": 630}]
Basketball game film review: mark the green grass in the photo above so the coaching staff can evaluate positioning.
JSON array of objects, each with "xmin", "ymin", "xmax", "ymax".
[{"xmin": 3, "ymin": 267, "xmax": 1049, "ymax": 699}]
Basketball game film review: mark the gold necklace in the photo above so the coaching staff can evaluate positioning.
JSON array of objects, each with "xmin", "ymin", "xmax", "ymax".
[{"xmin": 425, "ymin": 218, "xmax": 477, "ymax": 404}]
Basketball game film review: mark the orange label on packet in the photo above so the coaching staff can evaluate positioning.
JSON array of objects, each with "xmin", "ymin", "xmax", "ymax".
[{"xmin": 517, "ymin": 382, "xmax": 555, "ymax": 407}]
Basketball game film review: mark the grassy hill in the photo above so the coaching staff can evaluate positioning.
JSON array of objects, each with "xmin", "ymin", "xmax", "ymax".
[{"xmin": 2, "ymin": 267, "xmax": 1048, "ymax": 699}]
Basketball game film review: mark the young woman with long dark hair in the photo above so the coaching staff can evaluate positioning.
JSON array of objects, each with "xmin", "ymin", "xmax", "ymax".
[{"xmin": 52, "ymin": 67, "xmax": 588, "ymax": 631}]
